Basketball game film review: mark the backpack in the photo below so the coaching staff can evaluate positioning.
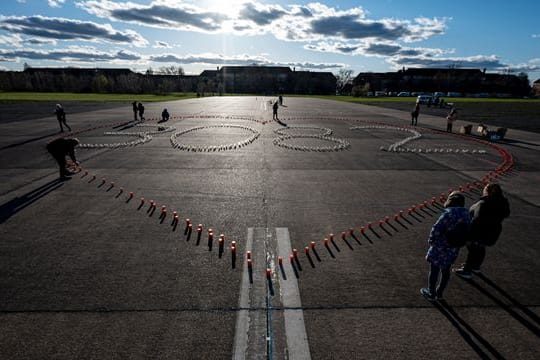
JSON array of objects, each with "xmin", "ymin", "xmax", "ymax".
[{"xmin": 446, "ymin": 221, "xmax": 470, "ymax": 248}]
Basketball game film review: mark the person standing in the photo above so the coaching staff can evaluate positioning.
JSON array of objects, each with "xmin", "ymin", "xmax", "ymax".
[
  {"xmin": 46, "ymin": 137, "xmax": 80, "ymax": 179},
  {"xmin": 132, "ymin": 101, "xmax": 138, "ymax": 121},
  {"xmin": 137, "ymin": 102, "xmax": 145, "ymax": 121},
  {"xmin": 272, "ymin": 100, "xmax": 287, "ymax": 126},
  {"xmin": 411, "ymin": 103, "xmax": 420, "ymax": 126},
  {"xmin": 421, "ymin": 191, "xmax": 470, "ymax": 301},
  {"xmin": 54, "ymin": 104, "xmax": 71, "ymax": 132},
  {"xmin": 446, "ymin": 108, "xmax": 457, "ymax": 132},
  {"xmin": 454, "ymin": 183, "xmax": 510, "ymax": 279}
]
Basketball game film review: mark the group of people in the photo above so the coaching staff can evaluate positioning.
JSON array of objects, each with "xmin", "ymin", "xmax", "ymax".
[
  {"xmin": 131, "ymin": 101, "xmax": 145, "ymax": 121},
  {"xmin": 47, "ymin": 98, "xmax": 511, "ymax": 301},
  {"xmin": 410, "ymin": 103, "xmax": 458, "ymax": 132},
  {"xmin": 422, "ymin": 183, "xmax": 510, "ymax": 300}
]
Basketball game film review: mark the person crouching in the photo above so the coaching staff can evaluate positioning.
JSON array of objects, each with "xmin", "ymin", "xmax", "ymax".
[{"xmin": 46, "ymin": 137, "xmax": 80, "ymax": 179}]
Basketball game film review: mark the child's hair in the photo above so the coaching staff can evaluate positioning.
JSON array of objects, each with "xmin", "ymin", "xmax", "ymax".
[{"xmin": 444, "ymin": 191, "xmax": 465, "ymax": 208}]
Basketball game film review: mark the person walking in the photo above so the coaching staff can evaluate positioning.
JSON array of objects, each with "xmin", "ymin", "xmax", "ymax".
[
  {"xmin": 454, "ymin": 183, "xmax": 510, "ymax": 279},
  {"xmin": 137, "ymin": 102, "xmax": 145, "ymax": 121},
  {"xmin": 411, "ymin": 103, "xmax": 420, "ymax": 126},
  {"xmin": 132, "ymin": 101, "xmax": 138, "ymax": 121},
  {"xmin": 46, "ymin": 137, "xmax": 80, "ymax": 179},
  {"xmin": 421, "ymin": 191, "xmax": 471, "ymax": 301},
  {"xmin": 54, "ymin": 104, "xmax": 71, "ymax": 132},
  {"xmin": 446, "ymin": 108, "xmax": 457, "ymax": 132}
]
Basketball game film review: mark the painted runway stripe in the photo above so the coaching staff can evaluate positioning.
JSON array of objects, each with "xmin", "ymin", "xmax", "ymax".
[
  {"xmin": 233, "ymin": 228, "xmax": 311, "ymax": 359},
  {"xmin": 276, "ymin": 227, "xmax": 312, "ymax": 360},
  {"xmin": 233, "ymin": 228, "xmax": 267, "ymax": 360}
]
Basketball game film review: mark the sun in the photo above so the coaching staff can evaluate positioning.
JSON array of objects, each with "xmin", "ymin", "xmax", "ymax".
[{"xmin": 198, "ymin": 0, "xmax": 246, "ymax": 17}]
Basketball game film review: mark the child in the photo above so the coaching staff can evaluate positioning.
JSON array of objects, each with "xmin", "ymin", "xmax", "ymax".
[
  {"xmin": 421, "ymin": 191, "xmax": 470, "ymax": 300},
  {"xmin": 54, "ymin": 104, "xmax": 71, "ymax": 132}
]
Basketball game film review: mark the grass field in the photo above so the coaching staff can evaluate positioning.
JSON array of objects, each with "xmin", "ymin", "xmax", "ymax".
[{"xmin": 0, "ymin": 92, "xmax": 198, "ymax": 102}]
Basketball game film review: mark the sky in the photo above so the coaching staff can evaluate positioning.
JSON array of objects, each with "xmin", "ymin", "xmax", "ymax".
[{"xmin": 1, "ymin": 0, "xmax": 539, "ymax": 81}]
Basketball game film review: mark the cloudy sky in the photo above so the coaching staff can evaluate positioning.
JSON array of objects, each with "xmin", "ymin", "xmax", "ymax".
[{"xmin": 1, "ymin": 0, "xmax": 539, "ymax": 80}]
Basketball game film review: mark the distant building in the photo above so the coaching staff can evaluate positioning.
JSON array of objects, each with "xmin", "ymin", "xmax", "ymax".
[
  {"xmin": 2, "ymin": 65, "xmax": 336, "ymax": 95},
  {"xmin": 200, "ymin": 66, "xmax": 336, "ymax": 95},
  {"xmin": 533, "ymin": 79, "xmax": 540, "ymax": 97},
  {"xmin": 353, "ymin": 67, "xmax": 530, "ymax": 97}
]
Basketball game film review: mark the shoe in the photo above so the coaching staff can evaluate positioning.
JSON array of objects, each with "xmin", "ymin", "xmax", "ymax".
[
  {"xmin": 420, "ymin": 288, "xmax": 436, "ymax": 301},
  {"xmin": 453, "ymin": 268, "xmax": 472, "ymax": 279}
]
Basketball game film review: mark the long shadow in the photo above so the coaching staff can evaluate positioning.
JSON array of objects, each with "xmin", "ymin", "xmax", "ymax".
[
  {"xmin": 475, "ymin": 273, "xmax": 540, "ymax": 327},
  {"xmin": 461, "ymin": 278, "xmax": 540, "ymax": 337},
  {"xmin": 0, "ymin": 178, "xmax": 65, "ymax": 224},
  {"xmin": 0, "ymin": 132, "xmax": 59, "ymax": 151},
  {"xmin": 433, "ymin": 300, "xmax": 505, "ymax": 359}
]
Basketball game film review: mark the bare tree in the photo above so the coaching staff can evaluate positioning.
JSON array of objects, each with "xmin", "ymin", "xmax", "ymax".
[
  {"xmin": 158, "ymin": 66, "xmax": 185, "ymax": 75},
  {"xmin": 336, "ymin": 69, "xmax": 354, "ymax": 95}
]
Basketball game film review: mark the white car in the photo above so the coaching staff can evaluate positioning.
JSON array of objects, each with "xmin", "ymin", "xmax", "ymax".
[{"xmin": 416, "ymin": 95, "xmax": 434, "ymax": 104}]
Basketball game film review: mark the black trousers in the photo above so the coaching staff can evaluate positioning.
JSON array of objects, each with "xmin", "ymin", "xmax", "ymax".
[{"xmin": 464, "ymin": 243, "xmax": 486, "ymax": 271}]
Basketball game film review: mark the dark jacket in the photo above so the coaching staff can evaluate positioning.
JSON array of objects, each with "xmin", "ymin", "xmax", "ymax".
[
  {"xmin": 55, "ymin": 107, "xmax": 66, "ymax": 120},
  {"xmin": 469, "ymin": 195, "xmax": 510, "ymax": 246},
  {"xmin": 46, "ymin": 138, "xmax": 78, "ymax": 162}
]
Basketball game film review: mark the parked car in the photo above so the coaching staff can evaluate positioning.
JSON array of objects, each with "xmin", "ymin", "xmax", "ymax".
[
  {"xmin": 397, "ymin": 92, "xmax": 411, "ymax": 97},
  {"xmin": 433, "ymin": 92, "xmax": 445, "ymax": 97},
  {"xmin": 375, "ymin": 91, "xmax": 387, "ymax": 96},
  {"xmin": 447, "ymin": 92, "xmax": 463, "ymax": 97},
  {"xmin": 416, "ymin": 95, "xmax": 434, "ymax": 104}
]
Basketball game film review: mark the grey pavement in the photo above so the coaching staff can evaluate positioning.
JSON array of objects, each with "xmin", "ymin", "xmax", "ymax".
[{"xmin": 1, "ymin": 96, "xmax": 539, "ymax": 359}]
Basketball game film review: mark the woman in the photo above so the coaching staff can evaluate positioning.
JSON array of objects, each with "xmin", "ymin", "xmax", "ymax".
[
  {"xmin": 421, "ymin": 191, "xmax": 470, "ymax": 300},
  {"xmin": 454, "ymin": 183, "xmax": 510, "ymax": 279}
]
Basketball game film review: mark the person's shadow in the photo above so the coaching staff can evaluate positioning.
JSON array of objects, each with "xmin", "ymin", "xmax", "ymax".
[
  {"xmin": 0, "ymin": 178, "xmax": 65, "ymax": 224},
  {"xmin": 461, "ymin": 274, "xmax": 540, "ymax": 336},
  {"xmin": 432, "ymin": 300, "xmax": 506, "ymax": 359}
]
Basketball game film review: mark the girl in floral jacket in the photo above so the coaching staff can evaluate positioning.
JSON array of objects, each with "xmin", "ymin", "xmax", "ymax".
[{"xmin": 421, "ymin": 191, "xmax": 471, "ymax": 300}]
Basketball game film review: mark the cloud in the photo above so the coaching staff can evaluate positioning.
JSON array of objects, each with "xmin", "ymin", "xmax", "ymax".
[
  {"xmin": 0, "ymin": 46, "xmax": 142, "ymax": 62},
  {"xmin": 532, "ymin": 34, "xmax": 540, "ymax": 38},
  {"xmin": 78, "ymin": 1, "xmax": 448, "ymax": 45},
  {"xmin": 79, "ymin": 0, "xmax": 228, "ymax": 32},
  {"xmin": 310, "ymin": 16, "xmax": 406, "ymax": 41},
  {"xmin": 153, "ymin": 40, "xmax": 171, "ymax": 48},
  {"xmin": 388, "ymin": 54, "xmax": 503, "ymax": 69},
  {"xmin": 0, "ymin": 45, "xmax": 343, "ymax": 70},
  {"xmin": 0, "ymin": 34, "xmax": 23, "ymax": 47},
  {"xmin": 239, "ymin": 2, "xmax": 286, "ymax": 25},
  {"xmin": 25, "ymin": 38, "xmax": 58, "ymax": 46},
  {"xmin": 0, "ymin": 15, "xmax": 148, "ymax": 46},
  {"xmin": 305, "ymin": 40, "xmax": 447, "ymax": 58},
  {"xmin": 149, "ymin": 52, "xmax": 344, "ymax": 70},
  {"xmin": 48, "ymin": 0, "xmax": 66, "ymax": 8}
]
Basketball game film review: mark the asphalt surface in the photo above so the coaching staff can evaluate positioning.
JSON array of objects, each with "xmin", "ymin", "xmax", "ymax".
[{"xmin": 1, "ymin": 96, "xmax": 539, "ymax": 359}]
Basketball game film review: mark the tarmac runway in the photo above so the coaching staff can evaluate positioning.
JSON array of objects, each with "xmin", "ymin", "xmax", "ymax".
[{"xmin": 1, "ymin": 96, "xmax": 539, "ymax": 359}]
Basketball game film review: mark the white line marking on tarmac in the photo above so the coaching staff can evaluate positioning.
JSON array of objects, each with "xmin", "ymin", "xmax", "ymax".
[
  {"xmin": 233, "ymin": 228, "xmax": 311, "ymax": 359},
  {"xmin": 233, "ymin": 228, "xmax": 266, "ymax": 360},
  {"xmin": 276, "ymin": 227, "xmax": 312, "ymax": 360}
]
